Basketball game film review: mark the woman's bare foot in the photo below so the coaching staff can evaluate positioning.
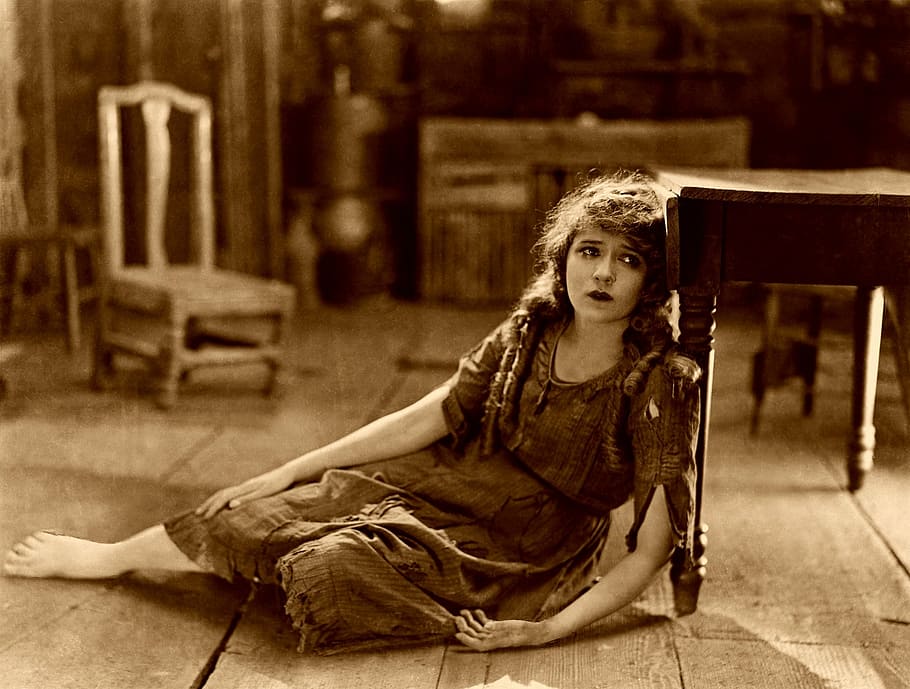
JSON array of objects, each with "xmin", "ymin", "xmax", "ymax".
[{"xmin": 3, "ymin": 532, "xmax": 124, "ymax": 579}]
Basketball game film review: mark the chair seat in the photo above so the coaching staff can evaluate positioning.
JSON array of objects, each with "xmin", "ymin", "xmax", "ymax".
[{"xmin": 110, "ymin": 266, "xmax": 295, "ymax": 316}]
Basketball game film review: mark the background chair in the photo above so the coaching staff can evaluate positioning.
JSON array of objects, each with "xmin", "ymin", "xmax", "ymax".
[
  {"xmin": 1, "ymin": 171, "xmax": 100, "ymax": 352},
  {"xmin": 750, "ymin": 283, "xmax": 910, "ymax": 434},
  {"xmin": 93, "ymin": 81, "xmax": 296, "ymax": 409}
]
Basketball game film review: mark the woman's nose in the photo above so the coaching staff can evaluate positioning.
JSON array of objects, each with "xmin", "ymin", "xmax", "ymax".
[{"xmin": 593, "ymin": 260, "xmax": 615, "ymax": 284}]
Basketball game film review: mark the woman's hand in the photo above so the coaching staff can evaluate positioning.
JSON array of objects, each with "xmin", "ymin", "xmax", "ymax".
[
  {"xmin": 195, "ymin": 464, "xmax": 297, "ymax": 519},
  {"xmin": 454, "ymin": 609, "xmax": 554, "ymax": 651}
]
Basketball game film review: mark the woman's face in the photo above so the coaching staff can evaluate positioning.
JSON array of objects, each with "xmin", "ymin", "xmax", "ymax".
[{"xmin": 565, "ymin": 227, "xmax": 647, "ymax": 327}]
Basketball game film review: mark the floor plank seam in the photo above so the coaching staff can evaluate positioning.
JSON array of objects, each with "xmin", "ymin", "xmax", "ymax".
[
  {"xmin": 159, "ymin": 427, "xmax": 224, "ymax": 486},
  {"xmin": 670, "ymin": 627, "xmax": 687, "ymax": 689},
  {"xmin": 435, "ymin": 643, "xmax": 490, "ymax": 689},
  {"xmin": 826, "ymin": 455, "xmax": 910, "ymax": 583},
  {"xmin": 0, "ymin": 585, "xmax": 115, "ymax": 655},
  {"xmin": 811, "ymin": 449, "xmax": 910, "ymax": 583},
  {"xmin": 850, "ymin": 501, "xmax": 910, "ymax": 583},
  {"xmin": 680, "ymin": 632, "xmax": 900, "ymax": 650},
  {"xmin": 189, "ymin": 584, "xmax": 256, "ymax": 689}
]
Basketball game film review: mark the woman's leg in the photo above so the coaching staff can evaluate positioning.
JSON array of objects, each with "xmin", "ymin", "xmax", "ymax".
[{"xmin": 2, "ymin": 525, "xmax": 204, "ymax": 579}]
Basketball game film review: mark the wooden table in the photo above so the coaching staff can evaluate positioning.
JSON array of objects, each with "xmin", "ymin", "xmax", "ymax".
[{"xmin": 652, "ymin": 167, "xmax": 910, "ymax": 613}]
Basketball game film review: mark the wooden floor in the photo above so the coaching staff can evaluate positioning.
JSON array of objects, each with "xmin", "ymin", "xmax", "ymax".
[{"xmin": 1, "ymin": 296, "xmax": 909, "ymax": 689}]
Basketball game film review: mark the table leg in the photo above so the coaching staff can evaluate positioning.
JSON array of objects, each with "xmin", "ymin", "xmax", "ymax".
[
  {"xmin": 672, "ymin": 288, "xmax": 715, "ymax": 615},
  {"xmin": 848, "ymin": 286, "xmax": 884, "ymax": 491}
]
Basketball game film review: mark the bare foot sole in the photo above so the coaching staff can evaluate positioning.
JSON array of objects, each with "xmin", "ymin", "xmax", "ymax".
[{"xmin": 2, "ymin": 531, "xmax": 122, "ymax": 579}]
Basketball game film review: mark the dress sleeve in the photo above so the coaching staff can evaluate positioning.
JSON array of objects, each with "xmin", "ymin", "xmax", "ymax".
[
  {"xmin": 625, "ymin": 354, "xmax": 701, "ymax": 564},
  {"xmin": 440, "ymin": 319, "xmax": 510, "ymax": 447}
]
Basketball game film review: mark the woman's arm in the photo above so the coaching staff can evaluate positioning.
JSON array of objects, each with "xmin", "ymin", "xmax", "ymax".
[
  {"xmin": 455, "ymin": 486, "xmax": 675, "ymax": 650},
  {"xmin": 286, "ymin": 383, "xmax": 452, "ymax": 479},
  {"xmin": 196, "ymin": 383, "xmax": 452, "ymax": 518}
]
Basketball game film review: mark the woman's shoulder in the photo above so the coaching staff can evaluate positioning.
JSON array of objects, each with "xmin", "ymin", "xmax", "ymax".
[{"xmin": 634, "ymin": 346, "xmax": 701, "ymax": 402}]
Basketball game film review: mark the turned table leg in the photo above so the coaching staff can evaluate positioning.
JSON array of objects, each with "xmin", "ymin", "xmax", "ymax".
[
  {"xmin": 672, "ymin": 288, "xmax": 716, "ymax": 615},
  {"xmin": 848, "ymin": 286, "xmax": 884, "ymax": 492}
]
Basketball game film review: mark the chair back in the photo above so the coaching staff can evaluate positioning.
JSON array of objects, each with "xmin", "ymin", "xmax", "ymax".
[{"xmin": 97, "ymin": 81, "xmax": 215, "ymax": 272}]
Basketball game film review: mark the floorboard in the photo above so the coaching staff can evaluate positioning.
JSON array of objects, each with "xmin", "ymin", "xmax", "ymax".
[
  {"xmin": 203, "ymin": 588, "xmax": 448, "ymax": 689},
  {"xmin": 482, "ymin": 599, "xmax": 682, "ymax": 689},
  {"xmin": 672, "ymin": 312, "xmax": 910, "ymax": 689},
  {"xmin": 0, "ymin": 466, "xmax": 246, "ymax": 689},
  {"xmin": 435, "ymin": 646, "xmax": 490, "ymax": 689},
  {"xmin": 0, "ymin": 300, "xmax": 908, "ymax": 689}
]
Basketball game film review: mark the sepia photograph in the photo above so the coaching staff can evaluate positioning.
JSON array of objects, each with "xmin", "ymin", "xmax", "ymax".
[{"xmin": 1, "ymin": 1, "xmax": 908, "ymax": 687}]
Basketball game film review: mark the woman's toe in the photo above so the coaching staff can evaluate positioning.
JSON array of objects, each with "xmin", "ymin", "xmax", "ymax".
[{"xmin": 24, "ymin": 534, "xmax": 45, "ymax": 549}]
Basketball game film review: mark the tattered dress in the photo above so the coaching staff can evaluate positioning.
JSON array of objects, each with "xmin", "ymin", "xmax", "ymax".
[{"xmin": 164, "ymin": 317, "xmax": 700, "ymax": 654}]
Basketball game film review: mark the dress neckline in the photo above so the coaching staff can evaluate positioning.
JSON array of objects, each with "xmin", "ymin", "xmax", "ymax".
[{"xmin": 547, "ymin": 319, "xmax": 627, "ymax": 388}]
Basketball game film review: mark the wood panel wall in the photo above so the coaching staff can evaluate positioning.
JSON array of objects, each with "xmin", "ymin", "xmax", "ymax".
[
  {"xmin": 14, "ymin": 0, "xmax": 284, "ymax": 279},
  {"xmin": 10, "ymin": 0, "xmax": 909, "ymax": 295},
  {"xmin": 0, "ymin": 0, "xmax": 25, "ymax": 235}
]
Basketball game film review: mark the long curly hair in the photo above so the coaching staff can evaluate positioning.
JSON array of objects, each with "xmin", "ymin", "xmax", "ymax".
[{"xmin": 486, "ymin": 170, "xmax": 674, "ymax": 437}]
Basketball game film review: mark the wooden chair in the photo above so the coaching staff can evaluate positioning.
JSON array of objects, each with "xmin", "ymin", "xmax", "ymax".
[
  {"xmin": 1, "ymin": 175, "xmax": 100, "ymax": 352},
  {"xmin": 93, "ymin": 81, "xmax": 296, "ymax": 408},
  {"xmin": 750, "ymin": 284, "xmax": 910, "ymax": 434}
]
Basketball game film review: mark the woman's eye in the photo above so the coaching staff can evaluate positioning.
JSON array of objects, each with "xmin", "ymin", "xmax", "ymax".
[
  {"xmin": 580, "ymin": 246, "xmax": 599, "ymax": 257},
  {"xmin": 619, "ymin": 254, "xmax": 642, "ymax": 268}
]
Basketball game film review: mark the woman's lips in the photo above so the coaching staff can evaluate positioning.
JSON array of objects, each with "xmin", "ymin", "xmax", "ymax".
[{"xmin": 587, "ymin": 291, "xmax": 613, "ymax": 301}]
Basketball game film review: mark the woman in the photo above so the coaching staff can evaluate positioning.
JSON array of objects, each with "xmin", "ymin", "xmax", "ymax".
[{"xmin": 3, "ymin": 170, "xmax": 700, "ymax": 654}]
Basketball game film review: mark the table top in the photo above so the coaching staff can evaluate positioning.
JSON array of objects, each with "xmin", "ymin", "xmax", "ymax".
[
  {"xmin": 653, "ymin": 167, "xmax": 910, "ymax": 206},
  {"xmin": 653, "ymin": 167, "xmax": 910, "ymax": 288}
]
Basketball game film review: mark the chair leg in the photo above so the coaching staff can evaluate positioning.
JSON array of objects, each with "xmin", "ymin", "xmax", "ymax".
[
  {"xmin": 264, "ymin": 360, "xmax": 280, "ymax": 397},
  {"xmin": 792, "ymin": 340, "xmax": 819, "ymax": 417},
  {"xmin": 8, "ymin": 245, "xmax": 30, "ymax": 335},
  {"xmin": 752, "ymin": 287, "xmax": 828, "ymax": 429},
  {"xmin": 885, "ymin": 286, "xmax": 910, "ymax": 430},
  {"xmin": 263, "ymin": 311, "xmax": 289, "ymax": 397},
  {"xmin": 154, "ymin": 320, "xmax": 184, "ymax": 409},
  {"xmin": 750, "ymin": 350, "xmax": 767, "ymax": 435},
  {"xmin": 750, "ymin": 286, "xmax": 780, "ymax": 434},
  {"xmin": 155, "ymin": 384, "xmax": 178, "ymax": 410},
  {"xmin": 60, "ymin": 238, "xmax": 81, "ymax": 351},
  {"xmin": 800, "ymin": 294, "xmax": 823, "ymax": 417},
  {"xmin": 90, "ymin": 322, "xmax": 115, "ymax": 391}
]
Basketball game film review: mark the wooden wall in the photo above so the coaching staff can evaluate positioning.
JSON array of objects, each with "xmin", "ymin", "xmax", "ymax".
[
  {"xmin": 14, "ymin": 0, "xmax": 284, "ymax": 278},
  {"xmin": 414, "ymin": 0, "xmax": 910, "ymax": 170},
  {"xmin": 9, "ymin": 0, "xmax": 910, "ymax": 292},
  {"xmin": 1, "ymin": 0, "xmax": 25, "ymax": 234}
]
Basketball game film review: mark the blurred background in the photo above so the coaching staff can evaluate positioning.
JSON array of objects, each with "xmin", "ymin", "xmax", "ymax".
[{"xmin": 2, "ymin": 0, "xmax": 909, "ymax": 312}]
